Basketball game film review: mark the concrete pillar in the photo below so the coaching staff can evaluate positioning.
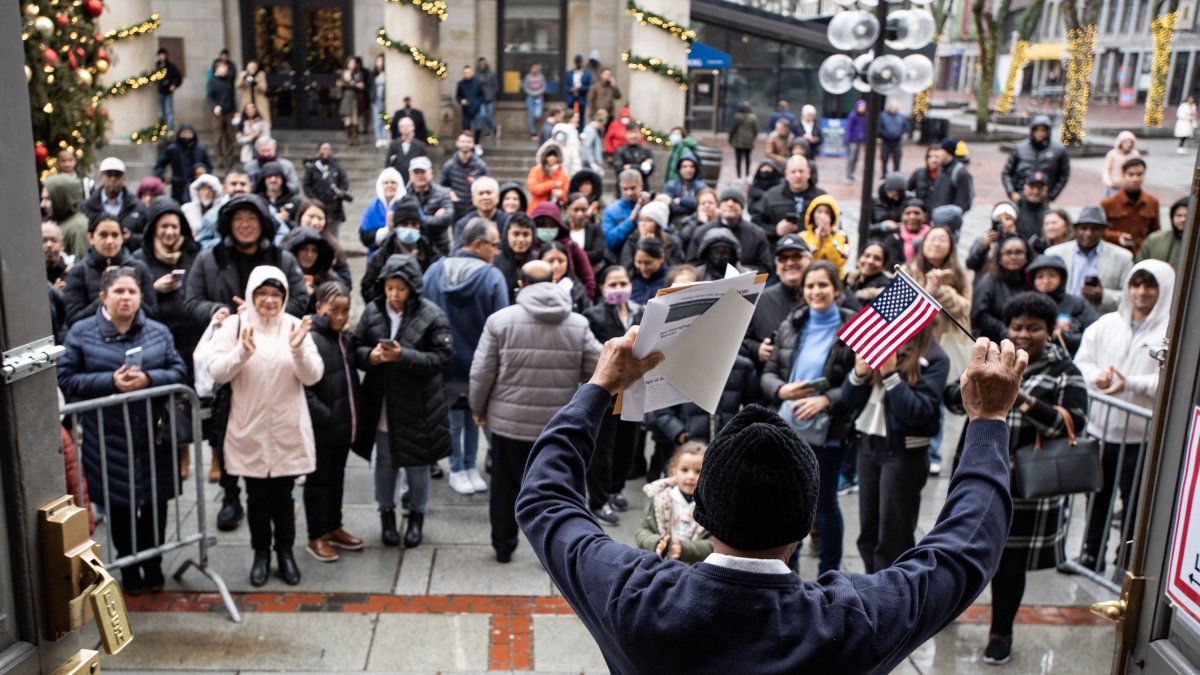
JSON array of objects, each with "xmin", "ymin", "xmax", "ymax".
[
  {"xmin": 383, "ymin": 2, "xmax": 445, "ymax": 139},
  {"xmin": 622, "ymin": 0, "xmax": 688, "ymax": 130},
  {"xmin": 98, "ymin": 0, "xmax": 156, "ymax": 140}
]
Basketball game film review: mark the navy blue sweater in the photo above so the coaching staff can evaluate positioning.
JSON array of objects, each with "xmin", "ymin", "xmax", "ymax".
[{"xmin": 517, "ymin": 384, "xmax": 1012, "ymax": 674}]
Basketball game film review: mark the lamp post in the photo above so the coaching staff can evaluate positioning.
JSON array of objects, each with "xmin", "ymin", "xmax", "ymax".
[{"xmin": 819, "ymin": 0, "xmax": 936, "ymax": 252}]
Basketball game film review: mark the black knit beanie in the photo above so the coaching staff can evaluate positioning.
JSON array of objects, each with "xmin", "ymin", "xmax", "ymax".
[{"xmin": 693, "ymin": 405, "xmax": 819, "ymax": 551}]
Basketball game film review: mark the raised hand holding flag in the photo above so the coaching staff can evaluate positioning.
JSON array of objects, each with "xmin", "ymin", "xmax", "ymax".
[{"xmin": 837, "ymin": 268, "xmax": 964, "ymax": 369}]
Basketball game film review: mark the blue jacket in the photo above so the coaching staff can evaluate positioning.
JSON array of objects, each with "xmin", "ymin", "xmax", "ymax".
[
  {"xmin": 845, "ymin": 101, "xmax": 869, "ymax": 144},
  {"xmin": 662, "ymin": 151, "xmax": 709, "ymax": 221},
  {"xmin": 422, "ymin": 252, "xmax": 509, "ymax": 383},
  {"xmin": 630, "ymin": 263, "xmax": 670, "ymax": 305},
  {"xmin": 359, "ymin": 198, "xmax": 390, "ymax": 256},
  {"xmin": 879, "ymin": 110, "xmax": 908, "ymax": 142},
  {"xmin": 601, "ymin": 198, "xmax": 637, "ymax": 253},
  {"xmin": 57, "ymin": 309, "xmax": 188, "ymax": 509},
  {"xmin": 842, "ymin": 341, "xmax": 950, "ymax": 452},
  {"xmin": 517, "ymin": 384, "xmax": 1012, "ymax": 674}
]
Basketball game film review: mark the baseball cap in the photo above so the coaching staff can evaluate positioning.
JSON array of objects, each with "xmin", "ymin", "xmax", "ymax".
[
  {"xmin": 98, "ymin": 157, "xmax": 126, "ymax": 174},
  {"xmin": 409, "ymin": 156, "xmax": 433, "ymax": 173},
  {"xmin": 775, "ymin": 234, "xmax": 811, "ymax": 256},
  {"xmin": 1027, "ymin": 171, "xmax": 1048, "ymax": 186}
]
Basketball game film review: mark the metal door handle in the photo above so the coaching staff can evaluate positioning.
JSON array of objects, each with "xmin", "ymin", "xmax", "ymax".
[{"xmin": 1090, "ymin": 598, "xmax": 1126, "ymax": 621}]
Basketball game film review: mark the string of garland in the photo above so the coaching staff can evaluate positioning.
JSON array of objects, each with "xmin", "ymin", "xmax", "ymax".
[
  {"xmin": 93, "ymin": 66, "xmax": 166, "ymax": 101},
  {"xmin": 376, "ymin": 28, "xmax": 447, "ymax": 79},
  {"xmin": 638, "ymin": 122, "xmax": 673, "ymax": 147},
  {"xmin": 621, "ymin": 52, "xmax": 692, "ymax": 90},
  {"xmin": 996, "ymin": 38, "xmax": 1028, "ymax": 115},
  {"xmin": 102, "ymin": 12, "xmax": 160, "ymax": 45},
  {"xmin": 1060, "ymin": 24, "xmax": 1095, "ymax": 146},
  {"xmin": 385, "ymin": 0, "xmax": 448, "ymax": 22},
  {"xmin": 130, "ymin": 120, "xmax": 167, "ymax": 144},
  {"xmin": 625, "ymin": 0, "xmax": 695, "ymax": 44},
  {"xmin": 379, "ymin": 110, "xmax": 439, "ymax": 145},
  {"xmin": 1144, "ymin": 12, "xmax": 1177, "ymax": 128},
  {"xmin": 912, "ymin": 32, "xmax": 943, "ymax": 123}
]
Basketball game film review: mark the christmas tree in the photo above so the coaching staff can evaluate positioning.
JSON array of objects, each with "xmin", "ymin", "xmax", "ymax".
[{"xmin": 22, "ymin": 1, "xmax": 162, "ymax": 175}]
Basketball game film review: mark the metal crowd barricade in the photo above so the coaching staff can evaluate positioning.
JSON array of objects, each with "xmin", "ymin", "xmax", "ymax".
[
  {"xmin": 1059, "ymin": 391, "xmax": 1155, "ymax": 594},
  {"xmin": 60, "ymin": 383, "xmax": 241, "ymax": 622}
]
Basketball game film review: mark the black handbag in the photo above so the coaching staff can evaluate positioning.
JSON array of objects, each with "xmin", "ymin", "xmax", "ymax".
[
  {"xmin": 203, "ymin": 317, "xmax": 238, "ymax": 448},
  {"xmin": 1013, "ymin": 404, "xmax": 1103, "ymax": 499}
]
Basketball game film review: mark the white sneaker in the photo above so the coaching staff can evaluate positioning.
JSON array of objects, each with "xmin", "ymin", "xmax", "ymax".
[
  {"xmin": 474, "ymin": 145, "xmax": 484, "ymax": 157},
  {"xmin": 448, "ymin": 470, "xmax": 476, "ymax": 495},
  {"xmin": 467, "ymin": 468, "xmax": 489, "ymax": 492},
  {"xmin": 1179, "ymin": 147, "xmax": 1188, "ymax": 154},
  {"xmin": 929, "ymin": 461, "xmax": 942, "ymax": 476}
]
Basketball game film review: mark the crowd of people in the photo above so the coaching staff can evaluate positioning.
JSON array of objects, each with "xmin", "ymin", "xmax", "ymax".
[{"xmin": 38, "ymin": 47, "xmax": 1192, "ymax": 667}]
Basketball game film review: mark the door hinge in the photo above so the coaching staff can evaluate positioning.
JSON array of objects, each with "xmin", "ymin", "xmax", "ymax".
[{"xmin": 2, "ymin": 336, "xmax": 64, "ymax": 383}]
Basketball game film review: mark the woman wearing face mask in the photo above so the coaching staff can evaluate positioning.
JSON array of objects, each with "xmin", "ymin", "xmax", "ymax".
[
  {"xmin": 182, "ymin": 173, "xmax": 224, "ymax": 238},
  {"xmin": 619, "ymin": 200, "xmax": 684, "ymax": 269},
  {"xmin": 208, "ymin": 265, "xmax": 323, "ymax": 587},
  {"xmin": 58, "ymin": 267, "xmax": 189, "ymax": 594},
  {"xmin": 761, "ymin": 261, "xmax": 858, "ymax": 573},
  {"xmin": 288, "ymin": 199, "xmax": 352, "ymax": 289},
  {"xmin": 694, "ymin": 227, "xmax": 748, "ymax": 282},
  {"xmin": 361, "ymin": 196, "xmax": 440, "ymax": 303},
  {"xmin": 971, "ymin": 235, "xmax": 1033, "ymax": 343},
  {"xmin": 492, "ymin": 214, "xmax": 540, "ymax": 303},
  {"xmin": 630, "ymin": 237, "xmax": 670, "ymax": 304},
  {"xmin": 540, "ymin": 241, "xmax": 590, "ymax": 313},
  {"xmin": 564, "ymin": 193, "xmax": 607, "ymax": 280},
  {"xmin": 528, "ymin": 201, "xmax": 596, "ymax": 298},
  {"xmin": 583, "ymin": 265, "xmax": 644, "ymax": 524},
  {"xmin": 497, "ymin": 183, "xmax": 529, "ymax": 216},
  {"xmin": 359, "ymin": 167, "xmax": 406, "ymax": 255},
  {"xmin": 64, "ymin": 215, "xmax": 159, "ymax": 329},
  {"xmin": 527, "ymin": 143, "xmax": 569, "ymax": 210},
  {"xmin": 843, "ymin": 241, "xmax": 893, "ymax": 305},
  {"xmin": 664, "ymin": 126, "xmax": 700, "ymax": 183}
]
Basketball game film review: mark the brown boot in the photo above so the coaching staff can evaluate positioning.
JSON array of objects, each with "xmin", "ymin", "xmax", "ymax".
[
  {"xmin": 179, "ymin": 444, "xmax": 190, "ymax": 481},
  {"xmin": 306, "ymin": 536, "xmax": 338, "ymax": 562},
  {"xmin": 208, "ymin": 453, "xmax": 220, "ymax": 484}
]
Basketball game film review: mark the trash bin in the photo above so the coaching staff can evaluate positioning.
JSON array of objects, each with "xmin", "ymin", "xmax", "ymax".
[
  {"xmin": 920, "ymin": 117, "xmax": 950, "ymax": 144},
  {"xmin": 693, "ymin": 144, "xmax": 724, "ymax": 184}
]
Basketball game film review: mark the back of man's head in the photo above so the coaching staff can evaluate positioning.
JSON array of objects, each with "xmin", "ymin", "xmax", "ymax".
[
  {"xmin": 693, "ymin": 405, "xmax": 818, "ymax": 552},
  {"xmin": 461, "ymin": 218, "xmax": 497, "ymax": 248},
  {"xmin": 518, "ymin": 260, "xmax": 553, "ymax": 287}
]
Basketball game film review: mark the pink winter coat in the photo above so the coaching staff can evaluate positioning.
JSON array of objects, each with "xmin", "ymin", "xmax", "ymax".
[
  {"xmin": 208, "ymin": 265, "xmax": 324, "ymax": 478},
  {"xmin": 1103, "ymin": 131, "xmax": 1141, "ymax": 190}
]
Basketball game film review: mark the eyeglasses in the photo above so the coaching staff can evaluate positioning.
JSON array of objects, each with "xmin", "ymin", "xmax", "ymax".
[
  {"xmin": 485, "ymin": 239, "xmax": 501, "ymax": 247},
  {"xmin": 1000, "ymin": 250, "xmax": 1027, "ymax": 257}
]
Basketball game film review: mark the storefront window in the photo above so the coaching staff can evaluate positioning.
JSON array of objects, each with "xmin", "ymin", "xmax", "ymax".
[{"xmin": 499, "ymin": 0, "xmax": 566, "ymax": 99}]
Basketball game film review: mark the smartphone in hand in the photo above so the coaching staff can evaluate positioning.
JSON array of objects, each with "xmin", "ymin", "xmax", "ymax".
[
  {"xmin": 807, "ymin": 377, "xmax": 831, "ymax": 393},
  {"xmin": 124, "ymin": 346, "xmax": 143, "ymax": 369},
  {"xmin": 378, "ymin": 338, "xmax": 399, "ymax": 349}
]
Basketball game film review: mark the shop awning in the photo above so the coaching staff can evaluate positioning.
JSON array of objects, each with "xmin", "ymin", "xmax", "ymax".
[
  {"xmin": 687, "ymin": 42, "xmax": 731, "ymax": 69},
  {"xmin": 1025, "ymin": 43, "xmax": 1065, "ymax": 60}
]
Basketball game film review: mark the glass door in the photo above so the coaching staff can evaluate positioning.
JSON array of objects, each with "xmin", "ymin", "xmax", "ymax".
[
  {"xmin": 688, "ymin": 71, "xmax": 719, "ymax": 133},
  {"xmin": 243, "ymin": 0, "xmax": 352, "ymax": 129}
]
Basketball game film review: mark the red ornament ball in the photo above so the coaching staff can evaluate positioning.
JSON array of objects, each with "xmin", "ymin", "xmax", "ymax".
[
  {"xmin": 97, "ymin": 47, "xmax": 108, "ymax": 61},
  {"xmin": 85, "ymin": 0, "xmax": 103, "ymax": 18},
  {"xmin": 76, "ymin": 47, "xmax": 85, "ymax": 57},
  {"xmin": 34, "ymin": 143, "xmax": 48, "ymax": 163},
  {"xmin": 42, "ymin": 47, "xmax": 59, "ymax": 63},
  {"xmin": 55, "ymin": 13, "xmax": 69, "ymax": 26},
  {"xmin": 67, "ymin": 52, "xmax": 77, "ymax": 71},
  {"xmin": 98, "ymin": 107, "xmax": 108, "ymax": 119}
]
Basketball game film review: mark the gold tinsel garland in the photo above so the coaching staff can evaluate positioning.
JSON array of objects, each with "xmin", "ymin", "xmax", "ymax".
[
  {"xmin": 1060, "ymin": 25, "xmax": 1096, "ymax": 146},
  {"xmin": 621, "ymin": 51, "xmax": 692, "ymax": 90},
  {"xmin": 996, "ymin": 39, "xmax": 1028, "ymax": 115},
  {"xmin": 130, "ymin": 121, "xmax": 167, "ymax": 144},
  {"xmin": 379, "ymin": 110, "xmax": 439, "ymax": 145},
  {"xmin": 376, "ymin": 28, "xmax": 447, "ymax": 79},
  {"xmin": 386, "ymin": 0, "xmax": 448, "ymax": 22},
  {"xmin": 103, "ymin": 12, "xmax": 160, "ymax": 45},
  {"xmin": 1144, "ymin": 11, "xmax": 1177, "ymax": 128},
  {"xmin": 625, "ymin": 0, "xmax": 696, "ymax": 44},
  {"xmin": 912, "ymin": 33, "xmax": 941, "ymax": 122},
  {"xmin": 93, "ymin": 67, "xmax": 167, "ymax": 101}
]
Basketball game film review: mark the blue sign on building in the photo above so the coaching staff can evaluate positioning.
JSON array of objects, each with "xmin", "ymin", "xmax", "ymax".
[{"xmin": 687, "ymin": 42, "xmax": 731, "ymax": 70}]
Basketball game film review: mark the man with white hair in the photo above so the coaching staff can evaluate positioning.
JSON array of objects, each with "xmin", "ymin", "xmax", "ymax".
[
  {"xmin": 243, "ymin": 137, "xmax": 300, "ymax": 194},
  {"xmin": 798, "ymin": 105, "xmax": 824, "ymax": 158},
  {"xmin": 385, "ymin": 117, "xmax": 429, "ymax": 178},
  {"xmin": 441, "ymin": 130, "xmax": 490, "ymax": 222},
  {"xmin": 452, "ymin": 176, "xmax": 509, "ymax": 253}
]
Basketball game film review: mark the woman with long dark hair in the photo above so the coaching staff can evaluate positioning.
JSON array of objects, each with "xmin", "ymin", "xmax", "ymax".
[{"xmin": 971, "ymin": 234, "xmax": 1033, "ymax": 343}]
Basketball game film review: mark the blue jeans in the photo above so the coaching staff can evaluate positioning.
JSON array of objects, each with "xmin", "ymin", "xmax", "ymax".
[
  {"xmin": 448, "ymin": 408, "xmax": 479, "ymax": 472},
  {"xmin": 477, "ymin": 101, "xmax": 495, "ymax": 136},
  {"xmin": 374, "ymin": 431, "xmax": 430, "ymax": 514},
  {"xmin": 158, "ymin": 92, "xmax": 174, "ymax": 130},
  {"xmin": 526, "ymin": 96, "xmax": 544, "ymax": 136},
  {"xmin": 372, "ymin": 97, "xmax": 387, "ymax": 141},
  {"xmin": 928, "ymin": 406, "xmax": 945, "ymax": 463}
]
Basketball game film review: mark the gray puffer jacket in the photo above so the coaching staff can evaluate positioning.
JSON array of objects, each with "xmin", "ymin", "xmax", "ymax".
[{"xmin": 469, "ymin": 282, "xmax": 601, "ymax": 441}]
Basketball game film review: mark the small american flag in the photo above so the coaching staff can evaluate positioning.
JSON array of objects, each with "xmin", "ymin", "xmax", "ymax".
[{"xmin": 837, "ymin": 270, "xmax": 942, "ymax": 369}]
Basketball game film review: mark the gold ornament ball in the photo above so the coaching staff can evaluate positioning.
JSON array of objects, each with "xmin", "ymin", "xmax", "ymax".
[
  {"xmin": 34, "ymin": 15, "xmax": 55, "ymax": 37},
  {"xmin": 25, "ymin": 65, "xmax": 32, "ymax": 82},
  {"xmin": 25, "ymin": 3, "xmax": 39, "ymax": 16},
  {"xmin": 95, "ymin": 58, "xmax": 108, "ymax": 74},
  {"xmin": 77, "ymin": 68, "xmax": 91, "ymax": 86},
  {"xmin": 43, "ymin": 102, "xmax": 54, "ymax": 114}
]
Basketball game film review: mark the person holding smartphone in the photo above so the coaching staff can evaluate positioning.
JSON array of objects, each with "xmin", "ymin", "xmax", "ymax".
[{"xmin": 760, "ymin": 261, "xmax": 857, "ymax": 573}]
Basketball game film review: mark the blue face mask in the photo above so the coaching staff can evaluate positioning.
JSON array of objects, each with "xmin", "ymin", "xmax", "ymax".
[
  {"xmin": 536, "ymin": 227, "xmax": 558, "ymax": 243},
  {"xmin": 395, "ymin": 227, "xmax": 421, "ymax": 245},
  {"xmin": 669, "ymin": 133, "xmax": 683, "ymax": 145}
]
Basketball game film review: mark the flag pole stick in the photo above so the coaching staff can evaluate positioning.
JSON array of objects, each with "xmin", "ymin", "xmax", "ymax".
[{"xmin": 894, "ymin": 265, "xmax": 974, "ymax": 341}]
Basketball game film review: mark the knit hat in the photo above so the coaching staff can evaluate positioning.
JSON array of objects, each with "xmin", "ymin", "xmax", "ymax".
[
  {"xmin": 931, "ymin": 204, "xmax": 964, "ymax": 231},
  {"xmin": 693, "ymin": 405, "xmax": 819, "ymax": 551},
  {"xmin": 991, "ymin": 201, "xmax": 1018, "ymax": 222},
  {"xmin": 639, "ymin": 200, "xmax": 670, "ymax": 229},
  {"xmin": 137, "ymin": 176, "xmax": 165, "ymax": 200},
  {"xmin": 902, "ymin": 197, "xmax": 927, "ymax": 212},
  {"xmin": 718, "ymin": 186, "xmax": 746, "ymax": 207},
  {"xmin": 939, "ymin": 137, "xmax": 959, "ymax": 155},
  {"xmin": 391, "ymin": 195, "xmax": 423, "ymax": 224}
]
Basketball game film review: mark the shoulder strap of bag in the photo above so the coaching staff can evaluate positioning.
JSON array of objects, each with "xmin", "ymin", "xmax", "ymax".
[{"xmin": 1034, "ymin": 404, "xmax": 1077, "ymax": 450}]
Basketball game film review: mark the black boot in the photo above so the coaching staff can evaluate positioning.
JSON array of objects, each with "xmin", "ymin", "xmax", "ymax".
[
  {"xmin": 249, "ymin": 551, "xmax": 270, "ymax": 587},
  {"xmin": 142, "ymin": 560, "xmax": 165, "ymax": 592},
  {"xmin": 380, "ymin": 509, "xmax": 400, "ymax": 547},
  {"xmin": 276, "ymin": 550, "xmax": 301, "ymax": 585},
  {"xmin": 217, "ymin": 499, "xmax": 244, "ymax": 532},
  {"xmin": 404, "ymin": 512, "xmax": 424, "ymax": 549}
]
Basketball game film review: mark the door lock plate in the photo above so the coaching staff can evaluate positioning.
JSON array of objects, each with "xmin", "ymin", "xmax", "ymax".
[{"xmin": 51, "ymin": 649, "xmax": 100, "ymax": 675}]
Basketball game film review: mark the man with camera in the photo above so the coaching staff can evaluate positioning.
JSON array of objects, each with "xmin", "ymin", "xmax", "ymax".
[
  {"xmin": 302, "ymin": 142, "xmax": 352, "ymax": 236},
  {"xmin": 1045, "ymin": 206, "xmax": 1133, "ymax": 315}
]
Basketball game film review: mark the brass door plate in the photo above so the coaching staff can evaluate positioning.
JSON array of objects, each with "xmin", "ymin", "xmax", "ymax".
[{"xmin": 51, "ymin": 649, "xmax": 100, "ymax": 675}]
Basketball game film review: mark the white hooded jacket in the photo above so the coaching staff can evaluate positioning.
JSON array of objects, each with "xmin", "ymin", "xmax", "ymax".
[
  {"xmin": 208, "ymin": 265, "xmax": 324, "ymax": 477},
  {"xmin": 1074, "ymin": 259, "xmax": 1174, "ymax": 442},
  {"xmin": 181, "ymin": 173, "xmax": 224, "ymax": 238}
]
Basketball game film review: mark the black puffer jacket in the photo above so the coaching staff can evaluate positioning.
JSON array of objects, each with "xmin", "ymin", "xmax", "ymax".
[
  {"xmin": 760, "ymin": 305, "xmax": 858, "ymax": 440},
  {"xmin": 353, "ymin": 254, "xmax": 452, "ymax": 467},
  {"xmin": 1002, "ymin": 116, "xmax": 1071, "ymax": 200},
  {"xmin": 971, "ymin": 269, "xmax": 1033, "ymax": 343},
  {"xmin": 1026, "ymin": 254, "xmax": 1097, "ymax": 355},
  {"xmin": 183, "ymin": 193, "xmax": 309, "ymax": 326},
  {"xmin": 305, "ymin": 313, "xmax": 364, "ymax": 454},
  {"xmin": 870, "ymin": 173, "xmax": 909, "ymax": 229},
  {"xmin": 134, "ymin": 197, "xmax": 202, "ymax": 368},
  {"xmin": 63, "ymin": 246, "xmax": 158, "ymax": 329},
  {"xmin": 302, "ymin": 156, "xmax": 350, "ymax": 223},
  {"xmin": 283, "ymin": 226, "xmax": 352, "ymax": 301},
  {"xmin": 652, "ymin": 355, "xmax": 759, "ymax": 444},
  {"xmin": 843, "ymin": 340, "xmax": 950, "ymax": 453}
]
